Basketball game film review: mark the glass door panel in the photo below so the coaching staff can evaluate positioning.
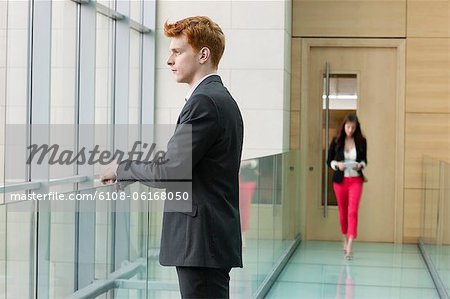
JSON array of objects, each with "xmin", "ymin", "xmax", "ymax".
[{"xmin": 321, "ymin": 73, "xmax": 357, "ymax": 207}]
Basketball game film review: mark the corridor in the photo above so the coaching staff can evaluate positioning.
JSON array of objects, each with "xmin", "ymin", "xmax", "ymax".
[{"xmin": 266, "ymin": 241, "xmax": 439, "ymax": 299}]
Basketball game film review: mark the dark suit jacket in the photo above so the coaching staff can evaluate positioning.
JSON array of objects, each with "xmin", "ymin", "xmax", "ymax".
[
  {"xmin": 116, "ymin": 75, "xmax": 244, "ymax": 268},
  {"xmin": 326, "ymin": 137, "xmax": 367, "ymax": 184}
]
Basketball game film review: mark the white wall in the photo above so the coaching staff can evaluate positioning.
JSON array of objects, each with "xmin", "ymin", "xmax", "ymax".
[{"xmin": 155, "ymin": 0, "xmax": 292, "ymax": 159}]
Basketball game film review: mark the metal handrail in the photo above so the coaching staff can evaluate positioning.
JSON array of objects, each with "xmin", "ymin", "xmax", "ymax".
[
  {"xmin": 1, "ymin": 175, "xmax": 89, "ymax": 205},
  {"xmin": 48, "ymin": 175, "xmax": 88, "ymax": 186},
  {"xmin": 0, "ymin": 182, "xmax": 41, "ymax": 194},
  {"xmin": 68, "ymin": 258, "xmax": 147, "ymax": 299},
  {"xmin": 130, "ymin": 19, "xmax": 151, "ymax": 34},
  {"xmin": 96, "ymin": 2, "xmax": 125, "ymax": 20},
  {"xmin": 70, "ymin": 0, "xmax": 90, "ymax": 4}
]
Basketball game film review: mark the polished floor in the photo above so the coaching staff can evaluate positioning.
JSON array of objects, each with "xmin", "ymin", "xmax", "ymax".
[
  {"xmin": 266, "ymin": 241, "xmax": 440, "ymax": 299},
  {"xmin": 422, "ymin": 243, "xmax": 450, "ymax": 295},
  {"xmin": 112, "ymin": 240, "xmax": 442, "ymax": 298}
]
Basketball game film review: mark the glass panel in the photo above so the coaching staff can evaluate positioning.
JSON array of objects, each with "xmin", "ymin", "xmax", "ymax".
[
  {"xmin": 6, "ymin": 201, "xmax": 34, "ymax": 298},
  {"xmin": 49, "ymin": 207, "xmax": 76, "ymax": 298},
  {"xmin": 255, "ymin": 156, "xmax": 272, "ymax": 289},
  {"xmin": 94, "ymin": 13, "xmax": 114, "ymax": 299},
  {"xmin": 0, "ymin": 205, "xmax": 6, "ymax": 298},
  {"xmin": 51, "ymin": 152, "xmax": 300, "ymax": 298},
  {"xmin": 0, "ymin": 0, "xmax": 6, "ymax": 204},
  {"xmin": 273, "ymin": 154, "xmax": 290, "ymax": 265},
  {"xmin": 48, "ymin": 3, "xmax": 78, "ymax": 296},
  {"xmin": 3, "ymin": 0, "xmax": 30, "ymax": 192},
  {"xmin": 94, "ymin": 187, "xmax": 114, "ymax": 299},
  {"xmin": 146, "ymin": 185, "xmax": 177, "ymax": 298},
  {"xmin": 4, "ymin": 0, "xmax": 28, "ymax": 126},
  {"xmin": 129, "ymin": 0, "xmax": 142, "ymax": 23},
  {"xmin": 422, "ymin": 156, "xmax": 441, "ymax": 243},
  {"xmin": 440, "ymin": 161, "xmax": 450, "ymax": 293},
  {"xmin": 95, "ymin": 13, "xmax": 113, "ymax": 177},
  {"xmin": 322, "ymin": 74, "xmax": 357, "ymax": 206},
  {"xmin": 0, "ymin": 205, "xmax": 4, "ymax": 296},
  {"xmin": 50, "ymin": 0, "xmax": 77, "ymax": 191},
  {"xmin": 54, "ymin": 184, "xmax": 151, "ymax": 298},
  {"xmin": 97, "ymin": 0, "xmax": 114, "ymax": 9},
  {"xmin": 113, "ymin": 183, "xmax": 149, "ymax": 298},
  {"xmin": 111, "ymin": 30, "xmax": 147, "ymax": 298},
  {"xmin": 129, "ymin": 29, "xmax": 140, "ymax": 126},
  {"xmin": 128, "ymin": 28, "xmax": 140, "ymax": 155},
  {"xmin": 420, "ymin": 157, "xmax": 450, "ymax": 295},
  {"xmin": 442, "ymin": 161, "xmax": 450, "ymax": 245},
  {"xmin": 237, "ymin": 157, "xmax": 259, "ymax": 295},
  {"xmin": 1, "ymin": 2, "xmax": 31, "ymax": 298},
  {"xmin": 235, "ymin": 153, "xmax": 292, "ymax": 296}
]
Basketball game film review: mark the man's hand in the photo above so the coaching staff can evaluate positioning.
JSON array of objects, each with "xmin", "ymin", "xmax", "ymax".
[{"xmin": 100, "ymin": 160, "xmax": 119, "ymax": 184}]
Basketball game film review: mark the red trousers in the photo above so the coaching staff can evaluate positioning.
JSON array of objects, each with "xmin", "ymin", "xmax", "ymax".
[
  {"xmin": 333, "ymin": 177, "xmax": 363, "ymax": 239},
  {"xmin": 239, "ymin": 181, "xmax": 256, "ymax": 232}
]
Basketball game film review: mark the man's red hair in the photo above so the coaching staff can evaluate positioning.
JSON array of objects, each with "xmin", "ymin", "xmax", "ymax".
[{"xmin": 164, "ymin": 16, "xmax": 225, "ymax": 68}]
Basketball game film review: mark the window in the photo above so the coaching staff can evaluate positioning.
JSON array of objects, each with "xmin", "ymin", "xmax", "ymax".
[{"xmin": 322, "ymin": 73, "xmax": 358, "ymax": 205}]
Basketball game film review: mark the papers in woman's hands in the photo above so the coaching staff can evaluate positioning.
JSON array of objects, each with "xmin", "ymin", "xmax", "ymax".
[{"xmin": 343, "ymin": 161, "xmax": 359, "ymax": 169}]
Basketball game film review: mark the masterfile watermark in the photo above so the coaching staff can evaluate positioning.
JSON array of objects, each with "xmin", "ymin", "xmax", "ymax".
[
  {"xmin": 2, "ymin": 124, "xmax": 193, "ymax": 212},
  {"xmin": 26, "ymin": 141, "xmax": 169, "ymax": 166},
  {"xmin": 8, "ymin": 190, "xmax": 190, "ymax": 202}
]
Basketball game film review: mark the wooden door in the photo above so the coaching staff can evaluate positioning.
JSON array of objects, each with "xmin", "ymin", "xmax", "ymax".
[{"xmin": 300, "ymin": 39, "xmax": 405, "ymax": 242}]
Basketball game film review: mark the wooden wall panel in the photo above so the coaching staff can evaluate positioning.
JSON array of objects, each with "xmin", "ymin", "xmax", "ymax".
[
  {"xmin": 290, "ymin": 111, "xmax": 300, "ymax": 150},
  {"xmin": 406, "ymin": 38, "xmax": 450, "ymax": 113},
  {"xmin": 291, "ymin": 38, "xmax": 301, "ymax": 112},
  {"xmin": 290, "ymin": 0, "xmax": 450, "ymax": 243},
  {"xmin": 443, "ymin": 165, "xmax": 450, "ymax": 244},
  {"xmin": 407, "ymin": 1, "xmax": 450, "ymax": 37},
  {"xmin": 404, "ymin": 113, "xmax": 450, "ymax": 188},
  {"xmin": 290, "ymin": 38, "xmax": 301, "ymax": 150},
  {"xmin": 403, "ymin": 189, "xmax": 423, "ymax": 242},
  {"xmin": 293, "ymin": 0, "xmax": 406, "ymax": 37}
]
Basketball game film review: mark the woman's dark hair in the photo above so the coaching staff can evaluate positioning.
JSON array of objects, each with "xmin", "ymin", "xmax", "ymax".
[{"xmin": 334, "ymin": 112, "xmax": 366, "ymax": 152}]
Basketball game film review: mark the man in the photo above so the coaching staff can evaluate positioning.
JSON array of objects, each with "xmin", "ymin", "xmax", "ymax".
[{"xmin": 101, "ymin": 16, "xmax": 244, "ymax": 298}]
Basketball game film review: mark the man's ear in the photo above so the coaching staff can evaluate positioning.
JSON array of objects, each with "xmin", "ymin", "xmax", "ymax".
[{"xmin": 199, "ymin": 47, "xmax": 211, "ymax": 64}]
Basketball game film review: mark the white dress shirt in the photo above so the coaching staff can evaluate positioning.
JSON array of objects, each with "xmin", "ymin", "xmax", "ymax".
[{"xmin": 185, "ymin": 73, "xmax": 217, "ymax": 101}]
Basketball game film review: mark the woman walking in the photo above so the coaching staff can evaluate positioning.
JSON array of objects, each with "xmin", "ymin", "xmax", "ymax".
[{"xmin": 327, "ymin": 113, "xmax": 367, "ymax": 260}]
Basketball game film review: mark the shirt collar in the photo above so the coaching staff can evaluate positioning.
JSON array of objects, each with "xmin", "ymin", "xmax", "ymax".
[{"xmin": 185, "ymin": 73, "xmax": 217, "ymax": 101}]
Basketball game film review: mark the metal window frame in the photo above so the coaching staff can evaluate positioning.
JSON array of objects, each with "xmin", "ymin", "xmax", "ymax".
[
  {"xmin": 10, "ymin": 0, "xmax": 157, "ymax": 297},
  {"xmin": 76, "ymin": 0, "xmax": 97, "ymax": 290},
  {"xmin": 30, "ymin": 1, "xmax": 52, "ymax": 298}
]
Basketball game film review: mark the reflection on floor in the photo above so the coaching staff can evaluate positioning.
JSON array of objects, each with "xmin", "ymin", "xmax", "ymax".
[
  {"xmin": 113, "ymin": 240, "xmax": 441, "ymax": 299},
  {"xmin": 421, "ymin": 243, "xmax": 450, "ymax": 295},
  {"xmin": 266, "ymin": 241, "xmax": 440, "ymax": 299},
  {"xmin": 114, "ymin": 239, "xmax": 293, "ymax": 298}
]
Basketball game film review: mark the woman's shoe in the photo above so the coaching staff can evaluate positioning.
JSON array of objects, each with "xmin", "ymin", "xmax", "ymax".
[{"xmin": 345, "ymin": 252, "xmax": 353, "ymax": 260}]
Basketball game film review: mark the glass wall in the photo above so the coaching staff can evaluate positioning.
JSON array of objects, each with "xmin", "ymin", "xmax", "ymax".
[
  {"xmin": 322, "ymin": 74, "xmax": 358, "ymax": 206},
  {"xmin": 0, "ymin": 1, "xmax": 300, "ymax": 298},
  {"xmin": 1, "ymin": 152, "xmax": 299, "ymax": 298},
  {"xmin": 235, "ymin": 152, "xmax": 297, "ymax": 296},
  {"xmin": 48, "ymin": 4, "xmax": 78, "ymax": 295},
  {"xmin": 66, "ymin": 152, "xmax": 298, "ymax": 298},
  {"xmin": 420, "ymin": 156, "xmax": 450, "ymax": 296},
  {"xmin": 0, "ymin": 0, "xmax": 156, "ymax": 298},
  {"xmin": 1, "ymin": 0, "xmax": 30, "ymax": 189},
  {"xmin": 0, "ymin": 2, "xmax": 32, "ymax": 298}
]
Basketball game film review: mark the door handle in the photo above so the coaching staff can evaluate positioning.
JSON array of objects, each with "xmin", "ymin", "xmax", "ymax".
[
  {"xmin": 323, "ymin": 62, "xmax": 330, "ymax": 218},
  {"xmin": 309, "ymin": 166, "xmax": 314, "ymax": 171}
]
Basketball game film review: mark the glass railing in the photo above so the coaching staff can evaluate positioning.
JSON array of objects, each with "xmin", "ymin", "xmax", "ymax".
[
  {"xmin": 419, "ymin": 156, "xmax": 450, "ymax": 297},
  {"xmin": 0, "ymin": 199, "xmax": 35, "ymax": 298},
  {"xmin": 0, "ymin": 151, "xmax": 301, "ymax": 298}
]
